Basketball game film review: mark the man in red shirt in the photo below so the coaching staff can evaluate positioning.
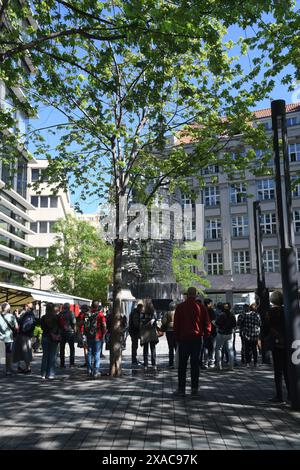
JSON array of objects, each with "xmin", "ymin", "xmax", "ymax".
[{"xmin": 173, "ymin": 287, "xmax": 211, "ymax": 397}]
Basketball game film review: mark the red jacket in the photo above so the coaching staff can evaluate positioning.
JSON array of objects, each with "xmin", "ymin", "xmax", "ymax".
[
  {"xmin": 173, "ymin": 298, "xmax": 211, "ymax": 341},
  {"xmin": 91, "ymin": 309, "xmax": 107, "ymax": 341}
]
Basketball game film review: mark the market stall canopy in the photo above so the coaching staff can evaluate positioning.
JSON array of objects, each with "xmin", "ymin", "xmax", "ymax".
[{"xmin": 0, "ymin": 282, "xmax": 92, "ymax": 307}]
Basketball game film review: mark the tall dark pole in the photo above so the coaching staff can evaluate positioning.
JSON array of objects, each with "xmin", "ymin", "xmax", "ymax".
[
  {"xmin": 272, "ymin": 99, "xmax": 300, "ymax": 411},
  {"xmin": 253, "ymin": 201, "xmax": 270, "ymax": 363}
]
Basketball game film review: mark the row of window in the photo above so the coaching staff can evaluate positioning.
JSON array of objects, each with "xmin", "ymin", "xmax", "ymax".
[
  {"xmin": 206, "ymin": 249, "xmax": 280, "ymax": 275},
  {"xmin": 31, "ymin": 196, "xmax": 58, "ymax": 208},
  {"xmin": 182, "ymin": 178, "xmax": 300, "ymax": 207},
  {"xmin": 205, "ymin": 211, "xmax": 300, "ymax": 239},
  {"xmin": 30, "ymin": 221, "xmax": 57, "ymax": 234}
]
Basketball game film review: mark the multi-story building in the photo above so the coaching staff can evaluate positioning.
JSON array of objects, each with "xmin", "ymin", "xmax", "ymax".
[
  {"xmin": 0, "ymin": 55, "xmax": 37, "ymax": 284},
  {"xmin": 178, "ymin": 102, "xmax": 300, "ymax": 304},
  {"xmin": 26, "ymin": 159, "xmax": 75, "ymax": 290},
  {"xmin": 76, "ymin": 213, "xmax": 100, "ymax": 229}
]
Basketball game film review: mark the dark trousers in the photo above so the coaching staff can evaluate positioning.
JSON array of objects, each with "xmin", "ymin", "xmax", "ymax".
[
  {"xmin": 272, "ymin": 348, "xmax": 290, "ymax": 400},
  {"xmin": 60, "ymin": 333, "xmax": 75, "ymax": 366},
  {"xmin": 166, "ymin": 331, "xmax": 176, "ymax": 366},
  {"xmin": 245, "ymin": 339, "xmax": 258, "ymax": 365},
  {"xmin": 143, "ymin": 342, "xmax": 156, "ymax": 367},
  {"xmin": 178, "ymin": 337, "xmax": 202, "ymax": 392},
  {"xmin": 131, "ymin": 334, "xmax": 139, "ymax": 363}
]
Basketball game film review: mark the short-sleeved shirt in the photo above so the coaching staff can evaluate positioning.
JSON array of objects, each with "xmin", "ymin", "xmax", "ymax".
[{"xmin": 0, "ymin": 313, "xmax": 18, "ymax": 343}]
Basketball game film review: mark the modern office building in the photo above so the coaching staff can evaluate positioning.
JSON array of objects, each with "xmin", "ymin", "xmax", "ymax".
[
  {"xmin": 26, "ymin": 159, "xmax": 75, "ymax": 290},
  {"xmin": 177, "ymin": 102, "xmax": 300, "ymax": 304},
  {"xmin": 0, "ymin": 69, "xmax": 37, "ymax": 284}
]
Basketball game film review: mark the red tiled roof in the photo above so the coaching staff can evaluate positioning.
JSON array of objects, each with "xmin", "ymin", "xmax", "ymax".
[{"xmin": 254, "ymin": 102, "xmax": 300, "ymax": 119}]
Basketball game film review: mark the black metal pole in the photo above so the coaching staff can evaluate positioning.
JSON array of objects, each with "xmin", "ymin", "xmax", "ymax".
[
  {"xmin": 272, "ymin": 99, "xmax": 300, "ymax": 411},
  {"xmin": 253, "ymin": 201, "xmax": 270, "ymax": 363}
]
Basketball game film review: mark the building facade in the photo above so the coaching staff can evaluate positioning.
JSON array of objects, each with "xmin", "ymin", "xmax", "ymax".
[
  {"xmin": 179, "ymin": 103, "xmax": 300, "ymax": 304},
  {"xmin": 0, "ymin": 75, "xmax": 36, "ymax": 284},
  {"xmin": 26, "ymin": 159, "xmax": 74, "ymax": 290}
]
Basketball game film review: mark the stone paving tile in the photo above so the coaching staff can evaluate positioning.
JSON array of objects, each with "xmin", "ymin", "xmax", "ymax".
[{"xmin": 1, "ymin": 338, "xmax": 300, "ymax": 450}]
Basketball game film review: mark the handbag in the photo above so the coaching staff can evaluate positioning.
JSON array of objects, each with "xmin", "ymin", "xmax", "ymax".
[
  {"xmin": 157, "ymin": 328, "xmax": 164, "ymax": 338},
  {"xmin": 50, "ymin": 332, "xmax": 61, "ymax": 342},
  {"xmin": 1, "ymin": 313, "xmax": 18, "ymax": 338}
]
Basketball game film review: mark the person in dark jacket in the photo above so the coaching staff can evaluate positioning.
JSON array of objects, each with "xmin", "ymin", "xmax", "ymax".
[
  {"xmin": 40, "ymin": 303, "xmax": 60, "ymax": 379},
  {"xmin": 173, "ymin": 287, "xmax": 211, "ymax": 397},
  {"xmin": 265, "ymin": 291, "xmax": 290, "ymax": 403},
  {"xmin": 58, "ymin": 303, "xmax": 76, "ymax": 368},
  {"xmin": 140, "ymin": 301, "xmax": 158, "ymax": 371},
  {"xmin": 215, "ymin": 304, "xmax": 236, "ymax": 370},
  {"xmin": 203, "ymin": 298, "xmax": 217, "ymax": 368},
  {"xmin": 128, "ymin": 301, "xmax": 144, "ymax": 365}
]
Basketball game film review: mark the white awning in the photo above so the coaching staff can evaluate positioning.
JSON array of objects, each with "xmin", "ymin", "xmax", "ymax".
[{"xmin": 0, "ymin": 282, "xmax": 92, "ymax": 307}]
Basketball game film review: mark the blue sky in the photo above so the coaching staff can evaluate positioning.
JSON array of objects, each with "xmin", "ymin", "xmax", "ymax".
[{"xmin": 29, "ymin": 7, "xmax": 298, "ymax": 214}]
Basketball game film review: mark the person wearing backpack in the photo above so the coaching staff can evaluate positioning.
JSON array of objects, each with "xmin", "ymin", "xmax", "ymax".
[
  {"xmin": 13, "ymin": 303, "xmax": 36, "ymax": 374},
  {"xmin": 0, "ymin": 302, "xmax": 19, "ymax": 376},
  {"xmin": 58, "ymin": 303, "xmax": 76, "ymax": 368},
  {"xmin": 215, "ymin": 304, "xmax": 237, "ymax": 371},
  {"xmin": 128, "ymin": 301, "xmax": 144, "ymax": 366},
  {"xmin": 265, "ymin": 291, "xmax": 290, "ymax": 404},
  {"xmin": 84, "ymin": 305, "xmax": 106, "ymax": 378},
  {"xmin": 40, "ymin": 303, "xmax": 61, "ymax": 379}
]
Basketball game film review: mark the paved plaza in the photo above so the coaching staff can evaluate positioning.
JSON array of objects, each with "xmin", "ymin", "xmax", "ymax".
[{"xmin": 1, "ymin": 337, "xmax": 300, "ymax": 450}]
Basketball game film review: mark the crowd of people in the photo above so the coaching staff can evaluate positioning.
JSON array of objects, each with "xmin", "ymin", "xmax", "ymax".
[
  {"xmin": 128, "ymin": 287, "xmax": 289, "ymax": 403},
  {"xmin": 0, "ymin": 289, "xmax": 290, "ymax": 404}
]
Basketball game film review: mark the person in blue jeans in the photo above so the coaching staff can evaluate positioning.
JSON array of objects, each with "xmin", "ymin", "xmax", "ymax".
[
  {"xmin": 40, "ymin": 303, "xmax": 60, "ymax": 380},
  {"xmin": 84, "ymin": 304, "xmax": 106, "ymax": 379}
]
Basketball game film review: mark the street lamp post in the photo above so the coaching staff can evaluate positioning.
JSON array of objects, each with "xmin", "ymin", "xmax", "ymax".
[
  {"xmin": 253, "ymin": 200, "xmax": 270, "ymax": 363},
  {"xmin": 272, "ymin": 99, "xmax": 300, "ymax": 410}
]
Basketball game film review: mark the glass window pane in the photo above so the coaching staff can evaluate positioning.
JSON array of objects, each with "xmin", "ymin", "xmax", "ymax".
[
  {"xmin": 31, "ymin": 169, "xmax": 40, "ymax": 182},
  {"xmin": 40, "ymin": 196, "xmax": 48, "ymax": 208},
  {"xmin": 50, "ymin": 196, "xmax": 58, "ymax": 208},
  {"xmin": 39, "ymin": 222, "xmax": 48, "ymax": 233},
  {"xmin": 31, "ymin": 196, "xmax": 38, "ymax": 207}
]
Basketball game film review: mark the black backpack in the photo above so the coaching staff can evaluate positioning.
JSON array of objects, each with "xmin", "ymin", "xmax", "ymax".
[
  {"xmin": 20, "ymin": 311, "xmax": 36, "ymax": 337},
  {"xmin": 84, "ymin": 313, "xmax": 98, "ymax": 339}
]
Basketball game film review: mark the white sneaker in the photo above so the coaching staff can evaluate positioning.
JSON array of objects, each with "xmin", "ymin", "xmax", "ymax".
[{"xmin": 41, "ymin": 375, "xmax": 46, "ymax": 380}]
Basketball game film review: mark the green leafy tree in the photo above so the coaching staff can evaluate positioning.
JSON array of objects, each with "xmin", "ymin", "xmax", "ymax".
[
  {"xmin": 172, "ymin": 242, "xmax": 210, "ymax": 295},
  {"xmin": 26, "ymin": 216, "xmax": 113, "ymax": 302},
  {"xmin": 1, "ymin": 1, "xmax": 297, "ymax": 376}
]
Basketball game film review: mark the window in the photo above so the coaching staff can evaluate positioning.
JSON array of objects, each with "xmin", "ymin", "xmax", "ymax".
[
  {"xmin": 30, "ymin": 222, "xmax": 38, "ymax": 233},
  {"xmin": 31, "ymin": 196, "xmax": 38, "ymax": 207},
  {"xmin": 289, "ymin": 143, "xmax": 300, "ymax": 162},
  {"xmin": 287, "ymin": 117, "xmax": 297, "ymax": 127},
  {"xmin": 37, "ymin": 248, "xmax": 47, "ymax": 257},
  {"xmin": 297, "ymin": 248, "xmax": 300, "ymax": 271},
  {"xmin": 294, "ymin": 211, "xmax": 300, "ymax": 233},
  {"xmin": 257, "ymin": 179, "xmax": 275, "ymax": 200},
  {"xmin": 202, "ymin": 165, "xmax": 219, "ymax": 175},
  {"xmin": 205, "ymin": 218, "xmax": 221, "ymax": 239},
  {"xmin": 31, "ymin": 169, "xmax": 40, "ymax": 182},
  {"xmin": 233, "ymin": 251, "xmax": 250, "ymax": 274},
  {"xmin": 230, "ymin": 183, "xmax": 247, "ymax": 204},
  {"xmin": 232, "ymin": 215, "xmax": 249, "ymax": 237},
  {"xmin": 263, "ymin": 249, "xmax": 280, "ymax": 273},
  {"xmin": 39, "ymin": 221, "xmax": 48, "ymax": 233},
  {"xmin": 40, "ymin": 196, "xmax": 49, "ymax": 208},
  {"xmin": 181, "ymin": 194, "xmax": 194, "ymax": 207},
  {"xmin": 17, "ymin": 157, "xmax": 27, "ymax": 198},
  {"xmin": 263, "ymin": 121, "xmax": 271, "ymax": 130},
  {"xmin": 49, "ymin": 221, "xmax": 56, "ymax": 233},
  {"xmin": 291, "ymin": 176, "xmax": 300, "ymax": 198},
  {"xmin": 207, "ymin": 252, "xmax": 223, "ymax": 275},
  {"xmin": 260, "ymin": 213, "xmax": 277, "ymax": 235},
  {"xmin": 204, "ymin": 186, "xmax": 220, "ymax": 206},
  {"xmin": 184, "ymin": 219, "xmax": 196, "ymax": 240},
  {"xmin": 50, "ymin": 196, "xmax": 58, "ymax": 208}
]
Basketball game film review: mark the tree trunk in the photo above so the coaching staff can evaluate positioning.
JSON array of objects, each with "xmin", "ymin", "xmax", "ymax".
[{"xmin": 110, "ymin": 236, "xmax": 124, "ymax": 377}]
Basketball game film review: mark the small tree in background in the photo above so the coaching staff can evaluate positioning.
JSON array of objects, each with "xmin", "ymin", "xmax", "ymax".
[
  {"xmin": 26, "ymin": 216, "xmax": 113, "ymax": 302},
  {"xmin": 172, "ymin": 243, "xmax": 210, "ymax": 295}
]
